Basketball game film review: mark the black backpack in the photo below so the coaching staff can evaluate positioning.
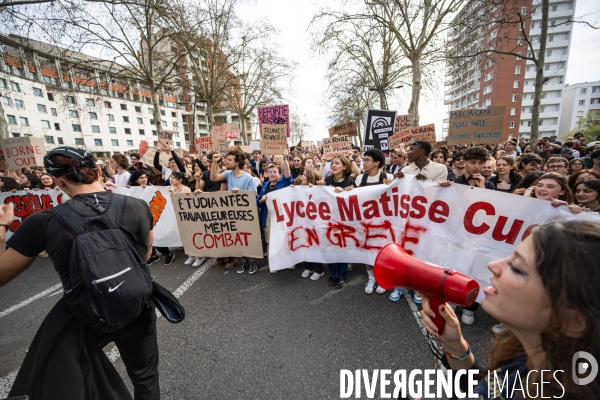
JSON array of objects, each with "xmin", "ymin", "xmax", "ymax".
[{"xmin": 51, "ymin": 194, "xmax": 153, "ymax": 333}]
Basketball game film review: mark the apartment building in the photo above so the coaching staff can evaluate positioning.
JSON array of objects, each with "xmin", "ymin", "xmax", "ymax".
[
  {"xmin": 558, "ymin": 81, "xmax": 600, "ymax": 135},
  {"xmin": 444, "ymin": 0, "xmax": 576, "ymax": 140},
  {"xmin": 0, "ymin": 34, "xmax": 253, "ymax": 157}
]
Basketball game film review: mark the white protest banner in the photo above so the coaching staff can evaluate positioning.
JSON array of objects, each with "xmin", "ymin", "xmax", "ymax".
[
  {"xmin": 261, "ymin": 124, "xmax": 288, "ymax": 154},
  {"xmin": 322, "ymin": 136, "xmax": 353, "ymax": 160},
  {"xmin": 250, "ymin": 141, "xmax": 261, "ymax": 151},
  {"xmin": 0, "ymin": 189, "xmax": 65, "ymax": 240},
  {"xmin": 171, "ymin": 191, "xmax": 263, "ymax": 258},
  {"xmin": 257, "ymin": 104, "xmax": 290, "ymax": 138},
  {"xmin": 111, "ymin": 186, "xmax": 182, "ymax": 247},
  {"xmin": 0, "ymin": 137, "xmax": 46, "ymax": 169},
  {"xmin": 267, "ymin": 177, "xmax": 599, "ymax": 301}
]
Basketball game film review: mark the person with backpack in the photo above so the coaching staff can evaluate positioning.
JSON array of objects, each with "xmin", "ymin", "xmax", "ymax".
[{"xmin": 0, "ymin": 146, "xmax": 160, "ymax": 399}]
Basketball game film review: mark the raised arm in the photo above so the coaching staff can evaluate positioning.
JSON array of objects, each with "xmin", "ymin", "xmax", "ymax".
[
  {"xmin": 210, "ymin": 154, "xmax": 227, "ymax": 182},
  {"xmin": 282, "ymin": 149, "xmax": 291, "ymax": 179}
]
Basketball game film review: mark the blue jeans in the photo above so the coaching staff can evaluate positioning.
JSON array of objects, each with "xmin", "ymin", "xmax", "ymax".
[{"xmin": 328, "ymin": 263, "xmax": 348, "ymax": 280}]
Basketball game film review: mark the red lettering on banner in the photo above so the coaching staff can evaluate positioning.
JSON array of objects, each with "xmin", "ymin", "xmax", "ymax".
[
  {"xmin": 492, "ymin": 216, "xmax": 524, "ymax": 245},
  {"xmin": 464, "ymin": 202, "xmax": 526, "ymax": 244},
  {"xmin": 273, "ymin": 199, "xmax": 285, "ymax": 222},
  {"xmin": 464, "ymin": 201, "xmax": 494, "ymax": 234},
  {"xmin": 362, "ymin": 220, "xmax": 395, "ymax": 250},
  {"xmin": 428, "ymin": 200, "xmax": 449, "ymax": 223},
  {"xmin": 192, "ymin": 232, "xmax": 251, "ymax": 249},
  {"xmin": 409, "ymin": 196, "xmax": 427, "ymax": 219},
  {"xmin": 288, "ymin": 226, "xmax": 320, "ymax": 251},
  {"xmin": 399, "ymin": 221, "xmax": 428, "ymax": 256},
  {"xmin": 337, "ymin": 195, "xmax": 361, "ymax": 221},
  {"xmin": 5, "ymin": 193, "xmax": 62, "ymax": 232},
  {"xmin": 326, "ymin": 222, "xmax": 360, "ymax": 248}
]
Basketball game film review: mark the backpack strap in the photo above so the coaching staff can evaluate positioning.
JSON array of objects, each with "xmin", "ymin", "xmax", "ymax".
[
  {"xmin": 359, "ymin": 174, "xmax": 368, "ymax": 187},
  {"xmin": 50, "ymin": 194, "xmax": 126, "ymax": 236},
  {"xmin": 378, "ymin": 171, "xmax": 386, "ymax": 184}
]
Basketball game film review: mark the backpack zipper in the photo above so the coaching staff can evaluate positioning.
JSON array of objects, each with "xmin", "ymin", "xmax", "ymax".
[{"xmin": 92, "ymin": 267, "xmax": 131, "ymax": 284}]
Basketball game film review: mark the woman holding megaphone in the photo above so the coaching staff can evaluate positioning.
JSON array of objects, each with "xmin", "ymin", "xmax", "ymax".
[{"xmin": 419, "ymin": 220, "xmax": 600, "ymax": 399}]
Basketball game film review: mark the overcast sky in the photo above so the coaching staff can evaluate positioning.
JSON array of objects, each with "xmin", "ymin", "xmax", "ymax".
[{"xmin": 237, "ymin": 0, "xmax": 600, "ymax": 143}]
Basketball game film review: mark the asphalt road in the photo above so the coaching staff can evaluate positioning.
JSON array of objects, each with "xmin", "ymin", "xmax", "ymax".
[{"xmin": 0, "ymin": 250, "xmax": 499, "ymax": 399}]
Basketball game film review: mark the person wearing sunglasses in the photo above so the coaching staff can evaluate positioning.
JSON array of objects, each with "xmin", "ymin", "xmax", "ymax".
[{"xmin": 452, "ymin": 151, "xmax": 466, "ymax": 178}]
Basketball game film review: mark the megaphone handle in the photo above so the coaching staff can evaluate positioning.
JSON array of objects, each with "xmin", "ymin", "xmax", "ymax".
[{"xmin": 429, "ymin": 297, "xmax": 446, "ymax": 335}]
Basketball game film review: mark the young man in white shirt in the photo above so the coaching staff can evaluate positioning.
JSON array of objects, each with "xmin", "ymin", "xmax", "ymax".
[{"xmin": 107, "ymin": 153, "xmax": 131, "ymax": 187}]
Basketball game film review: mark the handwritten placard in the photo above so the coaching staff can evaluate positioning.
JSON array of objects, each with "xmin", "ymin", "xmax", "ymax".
[
  {"xmin": 250, "ymin": 141, "xmax": 261, "ymax": 151},
  {"xmin": 447, "ymin": 106, "xmax": 505, "ymax": 145},
  {"xmin": 322, "ymin": 135, "xmax": 353, "ymax": 160},
  {"xmin": 388, "ymin": 124, "xmax": 436, "ymax": 149},
  {"xmin": 195, "ymin": 136, "xmax": 214, "ymax": 153},
  {"xmin": 257, "ymin": 105, "xmax": 290, "ymax": 138},
  {"xmin": 140, "ymin": 147, "xmax": 170, "ymax": 168},
  {"xmin": 393, "ymin": 114, "xmax": 413, "ymax": 134},
  {"xmin": 0, "ymin": 137, "xmax": 46, "ymax": 169},
  {"xmin": 328, "ymin": 121, "xmax": 358, "ymax": 137},
  {"xmin": 158, "ymin": 130, "xmax": 174, "ymax": 149},
  {"xmin": 261, "ymin": 124, "xmax": 288, "ymax": 153}
]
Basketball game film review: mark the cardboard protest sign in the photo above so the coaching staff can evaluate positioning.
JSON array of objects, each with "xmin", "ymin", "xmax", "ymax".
[
  {"xmin": 112, "ymin": 186, "xmax": 182, "ymax": 247},
  {"xmin": 158, "ymin": 130, "xmax": 174, "ymax": 149},
  {"xmin": 0, "ymin": 137, "xmax": 46, "ymax": 169},
  {"xmin": 195, "ymin": 136, "xmax": 213, "ymax": 153},
  {"xmin": 300, "ymin": 141, "xmax": 313, "ymax": 147},
  {"xmin": 393, "ymin": 114, "xmax": 413, "ymax": 134},
  {"xmin": 257, "ymin": 105, "xmax": 290, "ymax": 138},
  {"xmin": 266, "ymin": 176, "xmax": 600, "ymax": 300},
  {"xmin": 140, "ymin": 147, "xmax": 170, "ymax": 168},
  {"xmin": 261, "ymin": 124, "xmax": 288, "ymax": 153},
  {"xmin": 447, "ymin": 106, "xmax": 506, "ymax": 145},
  {"xmin": 189, "ymin": 144, "xmax": 197, "ymax": 154},
  {"xmin": 322, "ymin": 136, "xmax": 353, "ymax": 160},
  {"xmin": 224, "ymin": 123, "xmax": 240, "ymax": 139},
  {"xmin": 435, "ymin": 139, "xmax": 448, "ymax": 149},
  {"xmin": 328, "ymin": 121, "xmax": 358, "ymax": 137},
  {"xmin": 388, "ymin": 124, "xmax": 436, "ymax": 149},
  {"xmin": 249, "ymin": 141, "xmax": 261, "ymax": 151},
  {"xmin": 171, "ymin": 191, "xmax": 263, "ymax": 258},
  {"xmin": 363, "ymin": 110, "xmax": 397, "ymax": 151}
]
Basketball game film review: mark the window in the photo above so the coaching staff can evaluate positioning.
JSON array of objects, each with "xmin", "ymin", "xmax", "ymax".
[
  {"xmin": 550, "ymin": 20, "xmax": 556, "ymax": 27},
  {"xmin": 104, "ymin": 101, "xmax": 112, "ymax": 109},
  {"xmin": 111, "ymin": 139, "xmax": 119, "ymax": 146},
  {"xmin": 171, "ymin": 45, "xmax": 178, "ymax": 52},
  {"xmin": 1, "ymin": 96, "xmax": 11, "ymax": 107},
  {"xmin": 66, "ymin": 96, "xmax": 76, "ymax": 104},
  {"xmin": 50, "ymin": 108, "xmax": 57, "ymax": 116},
  {"xmin": 509, "ymin": 121, "xmax": 515, "ymax": 128},
  {"xmin": 539, "ymin": 120, "xmax": 543, "ymax": 126},
  {"xmin": 92, "ymin": 125, "xmax": 100, "ymax": 133},
  {"xmin": 546, "ymin": 50, "xmax": 552, "ymax": 57},
  {"xmin": 171, "ymin": 112, "xmax": 177, "ymax": 117},
  {"xmin": 174, "ymin": 131, "xmax": 179, "ymax": 137},
  {"xmin": 127, "ymin": 140, "xmax": 134, "ymax": 146},
  {"xmin": 33, "ymin": 88, "xmax": 43, "ymax": 97},
  {"xmin": 89, "ymin": 112, "xmax": 98, "ymax": 120},
  {"xmin": 162, "ymin": 121, "xmax": 167, "ymax": 127},
  {"xmin": 482, "ymin": 99, "xmax": 491, "ymax": 107},
  {"xmin": 107, "ymin": 114, "xmax": 114, "ymax": 121},
  {"xmin": 510, "ymin": 108, "xmax": 516, "ymax": 115},
  {"xmin": 579, "ymin": 100, "xmax": 585, "ymax": 106},
  {"xmin": 41, "ymin": 120, "xmax": 51, "ymax": 129},
  {"xmin": 529, "ymin": 107, "xmax": 533, "ymax": 113},
  {"xmin": 11, "ymin": 82, "xmax": 20, "ymax": 92},
  {"xmin": 516, "ymin": 52, "xmax": 522, "ymax": 60},
  {"xmin": 123, "ymin": 116, "xmax": 130, "ymax": 123},
  {"xmin": 120, "ymin": 104, "xmax": 127, "ymax": 111},
  {"xmin": 175, "ymin": 142, "xmax": 180, "ymax": 147},
  {"xmin": 153, "ymin": 141, "xmax": 158, "ymax": 146},
  {"xmin": 545, "ymin": 65, "xmax": 550, "ymax": 71},
  {"xmin": 512, "ymin": 94, "xmax": 519, "ymax": 102},
  {"xmin": 513, "ymin": 80, "xmax": 519, "ymax": 88},
  {"xmin": 160, "ymin": 110, "xmax": 166, "ymax": 116},
  {"xmin": 0, "ymin": 78, "xmax": 5, "ymax": 88},
  {"xmin": 150, "ymin": 119, "xmax": 155, "ymax": 125},
  {"xmin": 540, "ymin": 106, "xmax": 545, "ymax": 112},
  {"xmin": 135, "ymin": 106, "xmax": 141, "ymax": 112},
  {"xmin": 15, "ymin": 99, "xmax": 25, "ymax": 109},
  {"xmin": 58, "ymin": 137, "xmax": 64, "ymax": 145},
  {"xmin": 94, "ymin": 139, "xmax": 103, "ymax": 146},
  {"xmin": 593, "ymin": 87, "xmax": 600, "ymax": 93},
  {"xmin": 54, "ymin": 123, "xmax": 60, "ymax": 131},
  {"xmin": 45, "ymin": 136, "xmax": 55, "ymax": 144},
  {"xmin": 520, "ymin": 7, "xmax": 527, "ymax": 15},
  {"xmin": 183, "ymin": 124, "xmax": 189, "ymax": 132},
  {"xmin": 548, "ymin": 35, "xmax": 554, "ymax": 42},
  {"xmin": 86, "ymin": 98, "xmax": 95, "ymax": 106},
  {"xmin": 182, "ymin": 115, "xmax": 187, "ymax": 123},
  {"xmin": 184, "ymin": 134, "xmax": 190, "ymax": 141},
  {"xmin": 48, "ymin": 93, "xmax": 54, "ymax": 101},
  {"xmin": 527, "ymin": 120, "xmax": 532, "ymax": 127},
  {"xmin": 515, "ymin": 67, "xmax": 521, "ymax": 74},
  {"xmin": 37, "ymin": 104, "xmax": 47, "ymax": 113},
  {"xmin": 173, "ymin": 122, "xmax": 178, "ymax": 127},
  {"xmin": 137, "ymin": 117, "xmax": 143, "ymax": 124},
  {"xmin": 139, "ymin": 129, "xmax": 145, "ymax": 135},
  {"xmin": 152, "ymin": 130, "xmax": 157, "ymax": 136},
  {"xmin": 7, "ymin": 115, "xmax": 17, "ymax": 124},
  {"xmin": 72, "ymin": 124, "xmax": 82, "ymax": 132},
  {"xmin": 542, "ymin": 93, "xmax": 547, "ymax": 99},
  {"xmin": 125, "ymin": 128, "xmax": 132, "ymax": 134},
  {"xmin": 69, "ymin": 110, "xmax": 79, "ymax": 118},
  {"xmin": 483, "ymin": 86, "xmax": 492, "ymax": 95},
  {"xmin": 75, "ymin": 138, "xmax": 84, "ymax": 145},
  {"xmin": 20, "ymin": 117, "xmax": 29, "ymax": 126},
  {"xmin": 581, "ymin": 88, "xmax": 587, "ymax": 94},
  {"xmin": 551, "ymin": 5, "xmax": 557, "ymax": 11},
  {"xmin": 148, "ymin": 108, "xmax": 153, "ymax": 114}
]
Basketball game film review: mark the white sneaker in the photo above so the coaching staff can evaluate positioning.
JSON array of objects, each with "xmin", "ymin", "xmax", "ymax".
[
  {"xmin": 301, "ymin": 269, "xmax": 312, "ymax": 278},
  {"xmin": 289, "ymin": 265, "xmax": 296, "ymax": 270},
  {"xmin": 365, "ymin": 278, "xmax": 376, "ymax": 294},
  {"xmin": 192, "ymin": 257, "xmax": 205, "ymax": 268},
  {"xmin": 461, "ymin": 310, "xmax": 475, "ymax": 325},
  {"xmin": 270, "ymin": 268, "xmax": 277, "ymax": 274},
  {"xmin": 310, "ymin": 272, "xmax": 324, "ymax": 281},
  {"xmin": 492, "ymin": 323, "xmax": 507, "ymax": 335},
  {"xmin": 375, "ymin": 285, "xmax": 386, "ymax": 294},
  {"xmin": 184, "ymin": 256, "xmax": 196, "ymax": 265}
]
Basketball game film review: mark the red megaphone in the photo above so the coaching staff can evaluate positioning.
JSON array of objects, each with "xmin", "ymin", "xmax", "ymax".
[{"xmin": 374, "ymin": 243, "xmax": 479, "ymax": 335}]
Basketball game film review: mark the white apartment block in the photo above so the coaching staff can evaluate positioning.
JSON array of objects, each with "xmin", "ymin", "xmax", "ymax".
[
  {"xmin": 558, "ymin": 81, "xmax": 600, "ymax": 135},
  {"xmin": 519, "ymin": 0, "xmax": 576, "ymax": 138}
]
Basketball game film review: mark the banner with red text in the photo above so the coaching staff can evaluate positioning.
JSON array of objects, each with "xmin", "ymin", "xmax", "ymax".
[
  {"xmin": 112, "ymin": 186, "xmax": 182, "ymax": 247},
  {"xmin": 266, "ymin": 177, "xmax": 598, "ymax": 301},
  {"xmin": 0, "ymin": 189, "xmax": 65, "ymax": 240}
]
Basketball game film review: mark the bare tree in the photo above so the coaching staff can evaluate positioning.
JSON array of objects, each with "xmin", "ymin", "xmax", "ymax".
[{"xmin": 289, "ymin": 111, "xmax": 310, "ymax": 146}]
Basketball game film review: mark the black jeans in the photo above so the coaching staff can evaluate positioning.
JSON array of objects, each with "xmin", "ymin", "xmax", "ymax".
[
  {"xmin": 155, "ymin": 247, "xmax": 171, "ymax": 256},
  {"xmin": 92, "ymin": 302, "xmax": 160, "ymax": 400},
  {"xmin": 303, "ymin": 262, "xmax": 324, "ymax": 274}
]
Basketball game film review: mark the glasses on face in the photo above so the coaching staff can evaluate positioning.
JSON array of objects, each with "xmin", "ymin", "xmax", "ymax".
[
  {"xmin": 455, "ymin": 158, "xmax": 465, "ymax": 162},
  {"xmin": 268, "ymin": 171, "xmax": 279, "ymax": 175},
  {"xmin": 409, "ymin": 142, "xmax": 423, "ymax": 150},
  {"xmin": 547, "ymin": 164, "xmax": 566, "ymax": 170}
]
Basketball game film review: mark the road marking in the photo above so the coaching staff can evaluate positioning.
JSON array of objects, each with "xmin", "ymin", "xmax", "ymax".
[
  {"xmin": 239, "ymin": 283, "xmax": 270, "ymax": 293},
  {"xmin": 309, "ymin": 279, "xmax": 361, "ymax": 305},
  {"xmin": 0, "ymin": 283, "xmax": 62, "ymax": 319},
  {"xmin": 0, "ymin": 260, "xmax": 214, "ymax": 397}
]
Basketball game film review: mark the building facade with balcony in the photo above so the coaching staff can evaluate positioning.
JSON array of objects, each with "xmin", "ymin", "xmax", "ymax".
[
  {"xmin": 558, "ymin": 81, "xmax": 600, "ymax": 135},
  {"xmin": 443, "ymin": 0, "xmax": 576, "ymax": 140}
]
